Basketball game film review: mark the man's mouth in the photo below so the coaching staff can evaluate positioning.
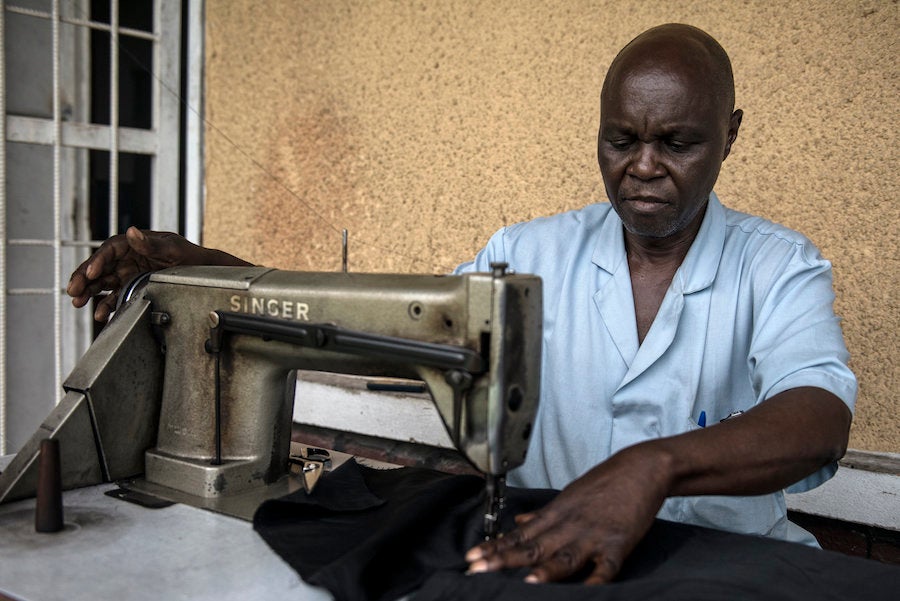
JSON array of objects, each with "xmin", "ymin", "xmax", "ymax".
[{"xmin": 623, "ymin": 196, "xmax": 668, "ymax": 213}]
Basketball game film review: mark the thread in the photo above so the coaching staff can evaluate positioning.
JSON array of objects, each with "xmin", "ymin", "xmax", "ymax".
[{"xmin": 35, "ymin": 438, "xmax": 65, "ymax": 533}]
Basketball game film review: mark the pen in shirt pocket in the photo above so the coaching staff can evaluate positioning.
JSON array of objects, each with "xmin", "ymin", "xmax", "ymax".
[{"xmin": 697, "ymin": 409, "xmax": 744, "ymax": 428}]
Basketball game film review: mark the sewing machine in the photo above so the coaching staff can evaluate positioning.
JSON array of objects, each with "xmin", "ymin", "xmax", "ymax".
[{"xmin": 0, "ymin": 265, "xmax": 541, "ymax": 538}]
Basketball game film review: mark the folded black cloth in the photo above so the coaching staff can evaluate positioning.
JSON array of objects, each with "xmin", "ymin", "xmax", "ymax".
[{"xmin": 253, "ymin": 459, "xmax": 899, "ymax": 601}]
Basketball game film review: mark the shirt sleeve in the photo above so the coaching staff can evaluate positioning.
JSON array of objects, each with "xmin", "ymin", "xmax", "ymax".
[{"xmin": 747, "ymin": 237, "xmax": 857, "ymax": 493}]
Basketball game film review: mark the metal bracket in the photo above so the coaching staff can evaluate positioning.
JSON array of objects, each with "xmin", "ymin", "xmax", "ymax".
[{"xmin": 288, "ymin": 448, "xmax": 333, "ymax": 494}]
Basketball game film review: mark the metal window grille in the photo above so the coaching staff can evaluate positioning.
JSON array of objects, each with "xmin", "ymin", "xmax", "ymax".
[{"xmin": 0, "ymin": 0, "xmax": 191, "ymax": 454}]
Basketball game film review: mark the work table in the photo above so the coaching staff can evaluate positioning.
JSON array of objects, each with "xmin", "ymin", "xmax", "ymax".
[{"xmin": 0, "ymin": 455, "xmax": 330, "ymax": 601}]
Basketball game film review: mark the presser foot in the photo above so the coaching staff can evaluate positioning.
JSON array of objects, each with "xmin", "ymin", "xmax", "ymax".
[
  {"xmin": 288, "ymin": 448, "xmax": 333, "ymax": 494},
  {"xmin": 483, "ymin": 473, "xmax": 507, "ymax": 541}
]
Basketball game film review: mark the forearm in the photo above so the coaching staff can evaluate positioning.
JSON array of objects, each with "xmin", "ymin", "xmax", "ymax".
[
  {"xmin": 465, "ymin": 387, "xmax": 851, "ymax": 585},
  {"xmin": 639, "ymin": 387, "xmax": 852, "ymax": 498}
]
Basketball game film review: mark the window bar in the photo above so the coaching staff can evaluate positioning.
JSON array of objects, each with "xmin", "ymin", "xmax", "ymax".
[
  {"xmin": 153, "ymin": 0, "xmax": 182, "ymax": 232},
  {"xmin": 9, "ymin": 289, "xmax": 56, "ymax": 296},
  {"xmin": 53, "ymin": 0, "xmax": 63, "ymax": 403},
  {"xmin": 1, "ymin": 0, "xmax": 8, "ymax": 455},
  {"xmin": 109, "ymin": 0, "xmax": 119, "ymax": 239},
  {"xmin": 184, "ymin": 0, "xmax": 205, "ymax": 244},
  {"xmin": 7, "ymin": 4, "xmax": 159, "ymax": 40}
]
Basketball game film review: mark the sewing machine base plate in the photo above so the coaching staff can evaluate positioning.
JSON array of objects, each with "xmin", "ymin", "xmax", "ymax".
[{"xmin": 117, "ymin": 442, "xmax": 353, "ymax": 521}]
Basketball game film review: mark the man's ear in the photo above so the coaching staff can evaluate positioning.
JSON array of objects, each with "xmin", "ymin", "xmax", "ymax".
[{"xmin": 723, "ymin": 109, "xmax": 743, "ymax": 160}]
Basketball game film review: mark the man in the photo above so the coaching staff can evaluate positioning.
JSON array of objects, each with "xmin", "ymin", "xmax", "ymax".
[{"xmin": 67, "ymin": 24, "xmax": 855, "ymax": 586}]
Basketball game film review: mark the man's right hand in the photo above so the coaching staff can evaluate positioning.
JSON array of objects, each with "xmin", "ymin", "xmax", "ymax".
[{"xmin": 67, "ymin": 226, "xmax": 252, "ymax": 322}]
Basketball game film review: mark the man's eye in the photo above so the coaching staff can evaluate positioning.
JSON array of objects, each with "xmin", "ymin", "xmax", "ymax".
[
  {"xmin": 608, "ymin": 139, "xmax": 632, "ymax": 150},
  {"xmin": 665, "ymin": 139, "xmax": 690, "ymax": 152}
]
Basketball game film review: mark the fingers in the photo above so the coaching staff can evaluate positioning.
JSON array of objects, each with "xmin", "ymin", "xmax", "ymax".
[
  {"xmin": 68, "ymin": 273, "xmax": 116, "ymax": 313},
  {"xmin": 67, "ymin": 232, "xmax": 142, "ymax": 321},
  {"xmin": 88, "ymin": 232, "xmax": 136, "ymax": 279},
  {"xmin": 93, "ymin": 292, "xmax": 119, "ymax": 323},
  {"xmin": 124, "ymin": 226, "xmax": 160, "ymax": 260},
  {"xmin": 523, "ymin": 547, "xmax": 623, "ymax": 585},
  {"xmin": 523, "ymin": 543, "xmax": 594, "ymax": 584},
  {"xmin": 464, "ymin": 491, "xmax": 640, "ymax": 585},
  {"xmin": 467, "ymin": 527, "xmax": 542, "ymax": 573},
  {"xmin": 68, "ymin": 273, "xmax": 121, "ymax": 322},
  {"xmin": 584, "ymin": 555, "xmax": 621, "ymax": 585},
  {"xmin": 67, "ymin": 282, "xmax": 91, "ymax": 309},
  {"xmin": 466, "ymin": 512, "xmax": 566, "ymax": 574},
  {"xmin": 468, "ymin": 529, "xmax": 624, "ymax": 586},
  {"xmin": 67, "ymin": 259, "xmax": 96, "ymax": 301},
  {"xmin": 514, "ymin": 512, "xmax": 538, "ymax": 525},
  {"xmin": 67, "ymin": 228, "xmax": 162, "ymax": 320},
  {"xmin": 468, "ymin": 525, "xmax": 621, "ymax": 586},
  {"xmin": 67, "ymin": 234, "xmax": 132, "ymax": 297}
]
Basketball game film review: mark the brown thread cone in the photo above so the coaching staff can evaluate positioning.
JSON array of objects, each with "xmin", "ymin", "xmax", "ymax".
[{"xmin": 35, "ymin": 438, "xmax": 64, "ymax": 533}]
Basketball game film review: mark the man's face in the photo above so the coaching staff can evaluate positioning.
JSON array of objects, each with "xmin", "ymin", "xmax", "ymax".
[{"xmin": 598, "ymin": 64, "xmax": 739, "ymax": 241}]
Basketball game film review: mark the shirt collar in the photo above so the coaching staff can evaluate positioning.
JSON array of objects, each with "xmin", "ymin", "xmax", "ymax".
[{"xmin": 591, "ymin": 192, "xmax": 726, "ymax": 295}]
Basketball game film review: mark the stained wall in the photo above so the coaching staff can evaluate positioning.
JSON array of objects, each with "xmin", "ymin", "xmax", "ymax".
[{"xmin": 202, "ymin": 1, "xmax": 898, "ymax": 452}]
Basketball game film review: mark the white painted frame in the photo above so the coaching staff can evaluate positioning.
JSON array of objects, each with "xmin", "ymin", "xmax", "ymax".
[{"xmin": 0, "ymin": 0, "xmax": 191, "ymax": 454}]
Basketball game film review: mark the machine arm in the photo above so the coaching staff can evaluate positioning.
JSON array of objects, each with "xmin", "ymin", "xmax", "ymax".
[{"xmin": 207, "ymin": 310, "xmax": 487, "ymax": 374}]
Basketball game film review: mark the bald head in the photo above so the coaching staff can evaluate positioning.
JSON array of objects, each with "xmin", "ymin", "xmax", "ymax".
[
  {"xmin": 596, "ymin": 24, "xmax": 743, "ymax": 242},
  {"xmin": 602, "ymin": 24, "xmax": 735, "ymax": 123}
]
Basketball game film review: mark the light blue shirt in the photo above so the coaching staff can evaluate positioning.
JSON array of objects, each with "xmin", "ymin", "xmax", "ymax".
[{"xmin": 455, "ymin": 192, "xmax": 857, "ymax": 543}]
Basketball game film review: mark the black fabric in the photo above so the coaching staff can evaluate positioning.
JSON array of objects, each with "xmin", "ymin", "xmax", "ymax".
[{"xmin": 253, "ymin": 460, "xmax": 900, "ymax": 601}]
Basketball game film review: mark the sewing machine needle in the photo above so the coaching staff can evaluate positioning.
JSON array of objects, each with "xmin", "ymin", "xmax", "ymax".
[{"xmin": 483, "ymin": 473, "xmax": 506, "ymax": 541}]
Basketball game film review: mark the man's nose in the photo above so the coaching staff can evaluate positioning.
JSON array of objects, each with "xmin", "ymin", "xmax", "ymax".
[{"xmin": 626, "ymin": 142, "xmax": 664, "ymax": 180}]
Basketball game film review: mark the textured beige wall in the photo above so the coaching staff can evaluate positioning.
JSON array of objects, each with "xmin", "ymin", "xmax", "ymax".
[{"xmin": 203, "ymin": 1, "xmax": 898, "ymax": 452}]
